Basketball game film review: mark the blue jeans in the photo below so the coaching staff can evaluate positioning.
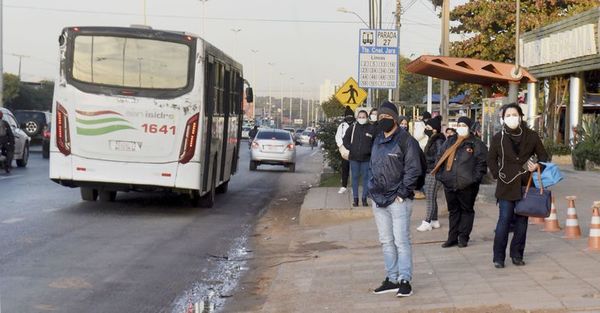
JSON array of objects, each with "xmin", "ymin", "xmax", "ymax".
[
  {"xmin": 493, "ymin": 199, "xmax": 528, "ymax": 262},
  {"xmin": 350, "ymin": 160, "xmax": 370, "ymax": 200},
  {"xmin": 372, "ymin": 199, "xmax": 413, "ymax": 282}
]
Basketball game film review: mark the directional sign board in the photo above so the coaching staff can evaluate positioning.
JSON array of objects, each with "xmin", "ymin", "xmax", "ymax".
[
  {"xmin": 335, "ymin": 77, "xmax": 367, "ymax": 110},
  {"xmin": 358, "ymin": 29, "xmax": 399, "ymax": 89}
]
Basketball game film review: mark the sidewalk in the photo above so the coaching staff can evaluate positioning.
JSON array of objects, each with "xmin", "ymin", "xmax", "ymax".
[{"xmin": 244, "ymin": 167, "xmax": 600, "ymax": 312}]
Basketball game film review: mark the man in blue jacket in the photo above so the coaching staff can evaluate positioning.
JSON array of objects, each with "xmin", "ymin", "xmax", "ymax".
[{"xmin": 369, "ymin": 101, "xmax": 423, "ymax": 297}]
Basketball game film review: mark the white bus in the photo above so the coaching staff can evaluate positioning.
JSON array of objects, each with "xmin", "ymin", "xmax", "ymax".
[{"xmin": 49, "ymin": 26, "xmax": 252, "ymax": 207}]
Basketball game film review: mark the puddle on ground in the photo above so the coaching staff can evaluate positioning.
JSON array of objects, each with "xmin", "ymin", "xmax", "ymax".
[{"xmin": 171, "ymin": 225, "xmax": 252, "ymax": 313}]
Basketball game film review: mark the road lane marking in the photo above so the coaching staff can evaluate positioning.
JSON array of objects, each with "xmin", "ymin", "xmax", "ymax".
[
  {"xmin": 1, "ymin": 217, "xmax": 25, "ymax": 224},
  {"xmin": 310, "ymin": 150, "xmax": 319, "ymax": 157},
  {"xmin": 42, "ymin": 208, "xmax": 61, "ymax": 213},
  {"xmin": 0, "ymin": 175, "xmax": 24, "ymax": 180}
]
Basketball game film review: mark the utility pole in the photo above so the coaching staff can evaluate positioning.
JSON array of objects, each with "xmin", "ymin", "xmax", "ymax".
[
  {"xmin": 0, "ymin": 0, "xmax": 3, "ymax": 108},
  {"xmin": 440, "ymin": 0, "xmax": 450, "ymax": 126},
  {"xmin": 394, "ymin": 0, "xmax": 401, "ymax": 105},
  {"xmin": 12, "ymin": 54, "xmax": 29, "ymax": 79}
]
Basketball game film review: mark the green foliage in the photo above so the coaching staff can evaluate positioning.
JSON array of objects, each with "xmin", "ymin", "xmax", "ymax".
[
  {"xmin": 5, "ymin": 80, "xmax": 54, "ymax": 111},
  {"xmin": 572, "ymin": 115, "xmax": 600, "ymax": 170},
  {"xmin": 321, "ymin": 95, "xmax": 345, "ymax": 119},
  {"xmin": 543, "ymin": 138, "xmax": 571, "ymax": 160},
  {"xmin": 317, "ymin": 119, "xmax": 342, "ymax": 172},
  {"xmin": 2, "ymin": 73, "xmax": 20, "ymax": 104}
]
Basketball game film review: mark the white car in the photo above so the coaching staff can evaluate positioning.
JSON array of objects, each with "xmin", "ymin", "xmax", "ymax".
[
  {"xmin": 242, "ymin": 127, "xmax": 251, "ymax": 139},
  {"xmin": 250, "ymin": 129, "xmax": 296, "ymax": 172},
  {"xmin": 1, "ymin": 108, "xmax": 31, "ymax": 168}
]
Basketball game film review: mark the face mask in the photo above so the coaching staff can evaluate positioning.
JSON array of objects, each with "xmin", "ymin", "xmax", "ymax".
[
  {"xmin": 379, "ymin": 118, "xmax": 396, "ymax": 133},
  {"xmin": 357, "ymin": 118, "xmax": 368, "ymax": 125},
  {"xmin": 370, "ymin": 114, "xmax": 378, "ymax": 122},
  {"xmin": 504, "ymin": 116, "xmax": 520, "ymax": 129},
  {"xmin": 345, "ymin": 116, "xmax": 355, "ymax": 124},
  {"xmin": 456, "ymin": 126, "xmax": 469, "ymax": 137},
  {"xmin": 400, "ymin": 125, "xmax": 408, "ymax": 130},
  {"xmin": 424, "ymin": 129, "xmax": 434, "ymax": 137}
]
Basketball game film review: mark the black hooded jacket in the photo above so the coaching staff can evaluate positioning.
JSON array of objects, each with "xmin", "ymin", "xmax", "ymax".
[{"xmin": 343, "ymin": 122, "xmax": 375, "ymax": 162}]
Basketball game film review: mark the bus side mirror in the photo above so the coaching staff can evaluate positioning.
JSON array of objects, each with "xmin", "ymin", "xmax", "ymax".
[{"xmin": 246, "ymin": 87, "xmax": 254, "ymax": 103}]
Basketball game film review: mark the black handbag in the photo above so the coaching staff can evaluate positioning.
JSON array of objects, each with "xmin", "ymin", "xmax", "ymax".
[{"xmin": 514, "ymin": 168, "xmax": 552, "ymax": 218}]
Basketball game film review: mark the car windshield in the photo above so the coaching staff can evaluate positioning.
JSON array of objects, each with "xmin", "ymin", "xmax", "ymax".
[{"xmin": 256, "ymin": 131, "xmax": 290, "ymax": 140}]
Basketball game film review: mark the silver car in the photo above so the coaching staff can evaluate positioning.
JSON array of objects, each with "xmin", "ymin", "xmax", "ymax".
[
  {"xmin": 250, "ymin": 129, "xmax": 296, "ymax": 172},
  {"xmin": 1, "ymin": 108, "xmax": 31, "ymax": 168}
]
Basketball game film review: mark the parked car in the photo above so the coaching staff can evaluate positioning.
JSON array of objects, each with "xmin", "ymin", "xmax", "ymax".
[
  {"xmin": 42, "ymin": 122, "xmax": 51, "ymax": 159},
  {"xmin": 250, "ymin": 129, "xmax": 296, "ymax": 172},
  {"xmin": 0, "ymin": 108, "xmax": 31, "ymax": 168},
  {"xmin": 13, "ymin": 110, "xmax": 51, "ymax": 140}
]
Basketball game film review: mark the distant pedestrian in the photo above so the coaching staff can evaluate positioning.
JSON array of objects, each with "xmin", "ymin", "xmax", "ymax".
[
  {"xmin": 445, "ymin": 127, "xmax": 456, "ymax": 138},
  {"xmin": 309, "ymin": 129, "xmax": 317, "ymax": 150},
  {"xmin": 335, "ymin": 106, "xmax": 355, "ymax": 194},
  {"xmin": 416, "ymin": 116, "xmax": 445, "ymax": 232},
  {"xmin": 398, "ymin": 115, "xmax": 409, "ymax": 132},
  {"xmin": 369, "ymin": 101, "xmax": 423, "ymax": 297},
  {"xmin": 420, "ymin": 111, "xmax": 432, "ymax": 123},
  {"xmin": 343, "ymin": 110, "xmax": 375, "ymax": 207},
  {"xmin": 487, "ymin": 103, "xmax": 549, "ymax": 269},
  {"xmin": 432, "ymin": 116, "xmax": 488, "ymax": 248}
]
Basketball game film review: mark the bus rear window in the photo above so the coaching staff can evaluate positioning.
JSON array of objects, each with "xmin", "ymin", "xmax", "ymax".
[
  {"xmin": 72, "ymin": 35, "xmax": 190, "ymax": 89},
  {"xmin": 256, "ymin": 131, "xmax": 291, "ymax": 140}
]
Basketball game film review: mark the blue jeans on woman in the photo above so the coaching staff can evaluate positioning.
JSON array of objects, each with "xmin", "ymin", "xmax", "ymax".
[
  {"xmin": 372, "ymin": 199, "xmax": 413, "ymax": 282},
  {"xmin": 350, "ymin": 160, "xmax": 370, "ymax": 200},
  {"xmin": 493, "ymin": 199, "xmax": 529, "ymax": 263}
]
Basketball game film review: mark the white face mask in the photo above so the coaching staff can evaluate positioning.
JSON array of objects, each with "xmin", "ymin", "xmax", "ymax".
[
  {"xmin": 357, "ymin": 118, "xmax": 368, "ymax": 125},
  {"xmin": 504, "ymin": 116, "xmax": 520, "ymax": 129},
  {"xmin": 456, "ymin": 126, "xmax": 469, "ymax": 137},
  {"xmin": 370, "ymin": 114, "xmax": 377, "ymax": 122}
]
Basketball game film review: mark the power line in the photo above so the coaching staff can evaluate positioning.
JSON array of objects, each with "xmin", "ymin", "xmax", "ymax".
[{"xmin": 5, "ymin": 4, "xmax": 439, "ymax": 27}]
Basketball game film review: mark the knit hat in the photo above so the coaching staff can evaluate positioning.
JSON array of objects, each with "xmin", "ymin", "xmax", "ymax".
[
  {"xmin": 378, "ymin": 100, "xmax": 399, "ymax": 123},
  {"xmin": 426, "ymin": 116, "xmax": 442, "ymax": 133},
  {"xmin": 457, "ymin": 116, "xmax": 473, "ymax": 128},
  {"xmin": 421, "ymin": 111, "xmax": 432, "ymax": 120},
  {"xmin": 343, "ymin": 106, "xmax": 354, "ymax": 117}
]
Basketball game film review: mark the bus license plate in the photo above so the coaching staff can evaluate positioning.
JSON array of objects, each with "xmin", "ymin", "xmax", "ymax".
[{"xmin": 109, "ymin": 140, "xmax": 142, "ymax": 152}]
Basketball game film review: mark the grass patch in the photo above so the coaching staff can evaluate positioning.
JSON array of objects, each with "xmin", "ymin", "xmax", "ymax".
[{"xmin": 319, "ymin": 172, "xmax": 342, "ymax": 187}]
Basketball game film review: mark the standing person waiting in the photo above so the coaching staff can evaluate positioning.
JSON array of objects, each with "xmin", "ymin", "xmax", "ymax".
[
  {"xmin": 487, "ymin": 103, "xmax": 548, "ymax": 268},
  {"xmin": 369, "ymin": 101, "xmax": 423, "ymax": 297},
  {"xmin": 335, "ymin": 106, "xmax": 355, "ymax": 194},
  {"xmin": 416, "ymin": 116, "xmax": 445, "ymax": 232},
  {"xmin": 432, "ymin": 117, "xmax": 488, "ymax": 248},
  {"xmin": 343, "ymin": 110, "xmax": 375, "ymax": 207}
]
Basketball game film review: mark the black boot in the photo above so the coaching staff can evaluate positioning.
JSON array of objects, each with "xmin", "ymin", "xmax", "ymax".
[
  {"xmin": 353, "ymin": 198, "xmax": 359, "ymax": 207},
  {"xmin": 362, "ymin": 198, "xmax": 368, "ymax": 207}
]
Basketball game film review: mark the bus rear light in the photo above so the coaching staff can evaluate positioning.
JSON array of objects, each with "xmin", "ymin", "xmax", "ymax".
[
  {"xmin": 179, "ymin": 113, "xmax": 199, "ymax": 164},
  {"xmin": 161, "ymin": 172, "xmax": 172, "ymax": 177},
  {"xmin": 56, "ymin": 102, "xmax": 71, "ymax": 156},
  {"xmin": 76, "ymin": 167, "xmax": 86, "ymax": 172}
]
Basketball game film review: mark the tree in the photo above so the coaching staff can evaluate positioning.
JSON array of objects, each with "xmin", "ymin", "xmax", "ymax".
[
  {"xmin": 5, "ymin": 80, "xmax": 55, "ymax": 111},
  {"xmin": 2, "ymin": 73, "xmax": 20, "ymax": 105},
  {"xmin": 321, "ymin": 95, "xmax": 345, "ymax": 119}
]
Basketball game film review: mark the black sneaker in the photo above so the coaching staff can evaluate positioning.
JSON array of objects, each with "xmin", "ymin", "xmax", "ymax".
[
  {"xmin": 353, "ymin": 198, "xmax": 359, "ymax": 207},
  {"xmin": 362, "ymin": 198, "xmax": 368, "ymax": 207},
  {"xmin": 396, "ymin": 279, "xmax": 413, "ymax": 297},
  {"xmin": 372, "ymin": 278, "xmax": 400, "ymax": 294}
]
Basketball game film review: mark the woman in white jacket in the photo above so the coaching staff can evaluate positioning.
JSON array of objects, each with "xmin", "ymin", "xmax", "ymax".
[{"xmin": 335, "ymin": 106, "xmax": 355, "ymax": 194}]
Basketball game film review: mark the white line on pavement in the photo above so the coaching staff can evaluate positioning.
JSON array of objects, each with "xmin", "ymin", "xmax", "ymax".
[
  {"xmin": 42, "ymin": 208, "xmax": 61, "ymax": 213},
  {"xmin": 0, "ymin": 175, "xmax": 24, "ymax": 180},
  {"xmin": 310, "ymin": 150, "xmax": 319, "ymax": 157},
  {"xmin": 1, "ymin": 218, "xmax": 25, "ymax": 224}
]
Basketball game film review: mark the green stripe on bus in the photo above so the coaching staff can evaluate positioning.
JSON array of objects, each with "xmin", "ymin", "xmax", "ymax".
[
  {"xmin": 76, "ymin": 125, "xmax": 136, "ymax": 136},
  {"xmin": 76, "ymin": 117, "xmax": 130, "ymax": 125}
]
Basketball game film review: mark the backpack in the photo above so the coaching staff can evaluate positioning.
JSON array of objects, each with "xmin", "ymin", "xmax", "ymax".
[{"xmin": 399, "ymin": 133, "xmax": 427, "ymax": 190}]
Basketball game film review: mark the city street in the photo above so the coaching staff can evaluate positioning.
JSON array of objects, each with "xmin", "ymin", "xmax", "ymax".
[{"xmin": 0, "ymin": 145, "xmax": 322, "ymax": 313}]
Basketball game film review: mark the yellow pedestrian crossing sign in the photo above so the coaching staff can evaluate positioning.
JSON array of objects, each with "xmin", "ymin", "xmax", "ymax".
[{"xmin": 335, "ymin": 77, "xmax": 367, "ymax": 110}]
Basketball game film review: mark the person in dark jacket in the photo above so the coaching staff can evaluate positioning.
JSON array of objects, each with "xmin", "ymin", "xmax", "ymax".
[
  {"xmin": 0, "ymin": 111, "xmax": 15, "ymax": 173},
  {"xmin": 343, "ymin": 110, "xmax": 375, "ymax": 206},
  {"xmin": 487, "ymin": 103, "xmax": 548, "ymax": 269},
  {"xmin": 416, "ymin": 116, "xmax": 445, "ymax": 232},
  {"xmin": 368, "ymin": 101, "xmax": 423, "ymax": 297},
  {"xmin": 432, "ymin": 116, "xmax": 488, "ymax": 248}
]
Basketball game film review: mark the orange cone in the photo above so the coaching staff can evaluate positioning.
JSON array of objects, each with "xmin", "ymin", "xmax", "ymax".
[
  {"xmin": 543, "ymin": 196, "xmax": 561, "ymax": 232},
  {"xmin": 563, "ymin": 196, "xmax": 582, "ymax": 239},
  {"xmin": 588, "ymin": 201, "xmax": 600, "ymax": 251}
]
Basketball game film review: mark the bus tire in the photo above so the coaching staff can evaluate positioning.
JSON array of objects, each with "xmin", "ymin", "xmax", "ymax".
[
  {"xmin": 249, "ymin": 161, "xmax": 257, "ymax": 171},
  {"xmin": 216, "ymin": 180, "xmax": 229, "ymax": 194},
  {"xmin": 98, "ymin": 190, "xmax": 117, "ymax": 202},
  {"xmin": 81, "ymin": 187, "xmax": 98, "ymax": 201},
  {"xmin": 199, "ymin": 160, "xmax": 217, "ymax": 208}
]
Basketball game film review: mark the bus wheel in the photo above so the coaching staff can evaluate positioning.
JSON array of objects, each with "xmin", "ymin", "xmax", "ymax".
[
  {"xmin": 98, "ymin": 190, "xmax": 117, "ymax": 202},
  {"xmin": 81, "ymin": 187, "xmax": 98, "ymax": 201},
  {"xmin": 249, "ymin": 161, "xmax": 257, "ymax": 171},
  {"xmin": 216, "ymin": 180, "xmax": 229, "ymax": 194},
  {"xmin": 199, "ymin": 161, "xmax": 217, "ymax": 208}
]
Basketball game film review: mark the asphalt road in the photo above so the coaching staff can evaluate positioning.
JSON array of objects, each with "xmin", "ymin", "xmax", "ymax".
[{"xmin": 0, "ymin": 143, "xmax": 323, "ymax": 313}]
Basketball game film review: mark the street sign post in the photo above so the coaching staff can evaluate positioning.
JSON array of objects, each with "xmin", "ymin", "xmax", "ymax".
[
  {"xmin": 335, "ymin": 77, "xmax": 367, "ymax": 110},
  {"xmin": 358, "ymin": 29, "xmax": 399, "ymax": 89}
]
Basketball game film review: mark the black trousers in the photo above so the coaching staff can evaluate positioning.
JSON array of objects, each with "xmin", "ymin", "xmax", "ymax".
[
  {"xmin": 444, "ymin": 184, "xmax": 480, "ymax": 243},
  {"xmin": 493, "ymin": 200, "xmax": 528, "ymax": 262},
  {"xmin": 1, "ymin": 144, "xmax": 13, "ymax": 170},
  {"xmin": 340, "ymin": 159, "xmax": 349, "ymax": 188}
]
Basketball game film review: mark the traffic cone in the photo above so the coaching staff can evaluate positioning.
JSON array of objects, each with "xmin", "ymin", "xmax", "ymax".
[
  {"xmin": 563, "ymin": 196, "xmax": 582, "ymax": 239},
  {"xmin": 543, "ymin": 196, "xmax": 561, "ymax": 232},
  {"xmin": 588, "ymin": 201, "xmax": 600, "ymax": 251}
]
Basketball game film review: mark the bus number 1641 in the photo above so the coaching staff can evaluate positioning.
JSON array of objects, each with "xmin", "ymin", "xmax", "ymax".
[{"xmin": 141, "ymin": 124, "xmax": 176, "ymax": 135}]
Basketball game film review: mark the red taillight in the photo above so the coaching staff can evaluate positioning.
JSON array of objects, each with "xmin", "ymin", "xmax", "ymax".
[
  {"xmin": 43, "ymin": 129, "xmax": 51, "ymax": 139},
  {"xmin": 179, "ymin": 113, "xmax": 200, "ymax": 164},
  {"xmin": 251, "ymin": 141, "xmax": 259, "ymax": 149},
  {"xmin": 56, "ymin": 102, "xmax": 71, "ymax": 156},
  {"xmin": 287, "ymin": 144, "xmax": 295, "ymax": 150}
]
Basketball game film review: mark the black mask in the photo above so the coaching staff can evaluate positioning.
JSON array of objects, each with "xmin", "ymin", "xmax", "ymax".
[
  {"xmin": 345, "ymin": 116, "xmax": 355, "ymax": 124},
  {"xmin": 379, "ymin": 118, "xmax": 396, "ymax": 133},
  {"xmin": 424, "ymin": 129, "xmax": 434, "ymax": 137}
]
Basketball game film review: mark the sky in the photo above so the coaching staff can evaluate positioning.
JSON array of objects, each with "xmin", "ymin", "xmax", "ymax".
[{"xmin": 2, "ymin": 0, "xmax": 468, "ymax": 99}]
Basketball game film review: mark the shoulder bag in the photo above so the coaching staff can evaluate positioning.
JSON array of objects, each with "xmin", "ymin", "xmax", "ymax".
[{"xmin": 514, "ymin": 167, "xmax": 552, "ymax": 218}]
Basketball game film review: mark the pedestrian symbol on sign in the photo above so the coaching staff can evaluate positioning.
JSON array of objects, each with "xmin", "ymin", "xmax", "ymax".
[{"xmin": 342, "ymin": 85, "xmax": 358, "ymax": 104}]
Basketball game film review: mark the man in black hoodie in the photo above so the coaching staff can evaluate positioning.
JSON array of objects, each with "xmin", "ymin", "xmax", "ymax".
[{"xmin": 343, "ymin": 109, "xmax": 375, "ymax": 206}]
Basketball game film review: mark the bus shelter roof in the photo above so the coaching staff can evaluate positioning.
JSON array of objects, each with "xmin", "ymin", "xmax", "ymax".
[{"xmin": 406, "ymin": 55, "xmax": 537, "ymax": 85}]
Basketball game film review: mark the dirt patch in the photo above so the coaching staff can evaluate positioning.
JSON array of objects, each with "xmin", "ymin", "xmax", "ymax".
[{"xmin": 412, "ymin": 306, "xmax": 566, "ymax": 313}]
